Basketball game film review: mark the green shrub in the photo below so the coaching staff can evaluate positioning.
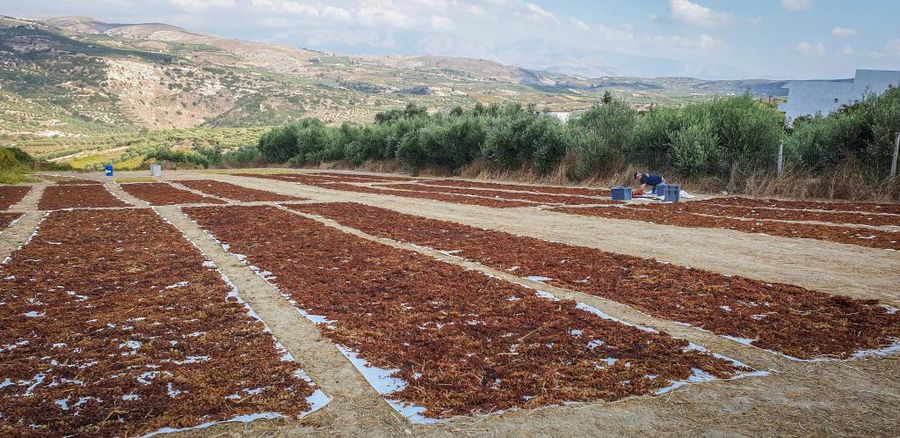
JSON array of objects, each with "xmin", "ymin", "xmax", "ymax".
[
  {"xmin": 482, "ymin": 105, "xmax": 569, "ymax": 174},
  {"xmin": 530, "ymin": 117, "xmax": 570, "ymax": 174},
  {"xmin": 221, "ymin": 145, "xmax": 264, "ymax": 167},
  {"xmin": 0, "ymin": 148, "xmax": 19, "ymax": 170},
  {"xmin": 0, "ymin": 147, "xmax": 40, "ymax": 184},
  {"xmin": 0, "ymin": 169, "xmax": 32, "ymax": 185},
  {"xmin": 253, "ymin": 92, "xmax": 881, "ymax": 182},
  {"xmin": 396, "ymin": 127, "xmax": 434, "ymax": 175},
  {"xmin": 441, "ymin": 116, "xmax": 485, "ymax": 168},
  {"xmin": 623, "ymin": 94, "xmax": 784, "ymax": 177},
  {"xmin": 571, "ymin": 101, "xmax": 635, "ymax": 177},
  {"xmin": 258, "ymin": 125, "xmax": 299, "ymax": 162},
  {"xmin": 669, "ymin": 120, "xmax": 722, "ymax": 177},
  {"xmin": 145, "ymin": 148, "xmax": 210, "ymax": 168},
  {"xmin": 345, "ymin": 124, "xmax": 392, "ymax": 165},
  {"xmin": 628, "ymin": 106, "xmax": 684, "ymax": 166}
]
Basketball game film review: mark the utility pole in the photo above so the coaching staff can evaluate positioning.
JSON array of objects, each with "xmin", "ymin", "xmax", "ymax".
[
  {"xmin": 777, "ymin": 140, "xmax": 784, "ymax": 177},
  {"xmin": 891, "ymin": 132, "xmax": 900, "ymax": 178}
]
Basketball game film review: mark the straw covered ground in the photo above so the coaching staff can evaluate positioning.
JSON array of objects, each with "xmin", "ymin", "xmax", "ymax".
[
  {"xmin": 37, "ymin": 185, "xmax": 129, "ymax": 210},
  {"xmin": 291, "ymin": 202, "xmax": 900, "ymax": 360},
  {"xmin": 0, "ymin": 168, "xmax": 896, "ymax": 436},
  {"xmin": 121, "ymin": 182, "xmax": 225, "ymax": 206},
  {"xmin": 0, "ymin": 209, "xmax": 320, "ymax": 436},
  {"xmin": 0, "ymin": 186, "xmax": 31, "ymax": 210},
  {"xmin": 184, "ymin": 205, "xmax": 750, "ymax": 419},
  {"xmin": 554, "ymin": 205, "xmax": 899, "ymax": 250},
  {"xmin": 176, "ymin": 180, "xmax": 306, "ymax": 203},
  {"xmin": 0, "ymin": 212, "xmax": 21, "ymax": 229}
]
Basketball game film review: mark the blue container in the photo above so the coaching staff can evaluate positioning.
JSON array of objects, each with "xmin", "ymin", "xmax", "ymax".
[
  {"xmin": 653, "ymin": 184, "xmax": 668, "ymax": 196},
  {"xmin": 611, "ymin": 186, "xmax": 632, "ymax": 201},
  {"xmin": 104, "ymin": 164, "xmax": 114, "ymax": 177},
  {"xmin": 664, "ymin": 184, "xmax": 681, "ymax": 202}
]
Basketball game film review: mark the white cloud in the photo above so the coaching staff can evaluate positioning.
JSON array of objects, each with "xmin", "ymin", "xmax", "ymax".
[
  {"xmin": 357, "ymin": 2, "xmax": 414, "ymax": 28},
  {"xmin": 830, "ymin": 26, "xmax": 857, "ymax": 37},
  {"xmin": 781, "ymin": 0, "xmax": 812, "ymax": 12},
  {"xmin": 258, "ymin": 16, "xmax": 291, "ymax": 28},
  {"xmin": 167, "ymin": 0, "xmax": 236, "ymax": 12},
  {"xmin": 569, "ymin": 18, "xmax": 590, "ymax": 31},
  {"xmin": 323, "ymin": 6, "xmax": 353, "ymax": 21},
  {"xmin": 795, "ymin": 41, "xmax": 825, "ymax": 56},
  {"xmin": 249, "ymin": 0, "xmax": 408, "ymax": 27},
  {"xmin": 669, "ymin": 0, "xmax": 732, "ymax": 27},
  {"xmin": 654, "ymin": 33, "xmax": 726, "ymax": 50},
  {"xmin": 299, "ymin": 26, "xmax": 399, "ymax": 49},
  {"xmin": 430, "ymin": 15, "xmax": 453, "ymax": 30},
  {"xmin": 248, "ymin": 0, "xmax": 320, "ymax": 17},
  {"xmin": 887, "ymin": 38, "xmax": 900, "ymax": 56},
  {"xmin": 411, "ymin": 0, "xmax": 448, "ymax": 8},
  {"xmin": 462, "ymin": 3, "xmax": 484, "ymax": 15},
  {"xmin": 868, "ymin": 39, "xmax": 900, "ymax": 60},
  {"xmin": 524, "ymin": 3, "xmax": 560, "ymax": 23},
  {"xmin": 695, "ymin": 33, "xmax": 726, "ymax": 49},
  {"xmin": 14, "ymin": 0, "xmax": 860, "ymax": 78}
]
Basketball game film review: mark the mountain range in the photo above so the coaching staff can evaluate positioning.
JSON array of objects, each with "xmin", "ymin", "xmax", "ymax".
[{"xmin": 0, "ymin": 15, "xmax": 790, "ymax": 138}]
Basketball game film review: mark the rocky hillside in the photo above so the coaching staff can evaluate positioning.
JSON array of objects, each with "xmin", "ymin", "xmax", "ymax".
[{"xmin": 0, "ymin": 15, "xmax": 788, "ymax": 138}]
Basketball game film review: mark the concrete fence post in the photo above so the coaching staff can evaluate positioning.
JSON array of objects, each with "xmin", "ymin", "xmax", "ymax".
[
  {"xmin": 777, "ymin": 140, "xmax": 784, "ymax": 177},
  {"xmin": 891, "ymin": 132, "xmax": 900, "ymax": 178}
]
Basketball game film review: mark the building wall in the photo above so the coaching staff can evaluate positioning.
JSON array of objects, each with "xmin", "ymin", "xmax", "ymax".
[
  {"xmin": 853, "ymin": 70, "xmax": 900, "ymax": 96},
  {"xmin": 547, "ymin": 112, "xmax": 570, "ymax": 124},
  {"xmin": 779, "ymin": 69, "xmax": 900, "ymax": 124},
  {"xmin": 779, "ymin": 80, "xmax": 854, "ymax": 121}
]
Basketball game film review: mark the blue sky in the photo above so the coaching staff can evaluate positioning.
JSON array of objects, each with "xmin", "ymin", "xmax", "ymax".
[{"xmin": 4, "ymin": 0, "xmax": 899, "ymax": 79}]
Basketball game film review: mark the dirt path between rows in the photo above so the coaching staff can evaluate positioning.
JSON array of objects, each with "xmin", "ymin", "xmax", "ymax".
[
  {"xmin": 0, "ymin": 210, "xmax": 45, "ymax": 263},
  {"xmin": 202, "ymin": 172, "xmax": 900, "ymax": 306},
  {"xmin": 9, "ymin": 183, "xmax": 45, "ymax": 211},
  {"xmin": 105, "ymin": 181, "xmax": 146, "ymax": 207},
  {"xmin": 154, "ymin": 205, "xmax": 411, "ymax": 437},
  {"xmin": 168, "ymin": 181, "xmax": 234, "ymax": 204}
]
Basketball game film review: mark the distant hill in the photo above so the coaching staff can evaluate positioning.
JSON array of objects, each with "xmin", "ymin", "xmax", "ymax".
[{"xmin": 0, "ymin": 15, "xmax": 789, "ymax": 138}]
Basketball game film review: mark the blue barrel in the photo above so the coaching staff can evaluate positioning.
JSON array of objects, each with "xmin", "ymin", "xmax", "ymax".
[
  {"xmin": 104, "ymin": 164, "xmax": 114, "ymax": 177},
  {"xmin": 664, "ymin": 184, "xmax": 681, "ymax": 202},
  {"xmin": 611, "ymin": 186, "xmax": 632, "ymax": 201},
  {"xmin": 653, "ymin": 184, "xmax": 668, "ymax": 196}
]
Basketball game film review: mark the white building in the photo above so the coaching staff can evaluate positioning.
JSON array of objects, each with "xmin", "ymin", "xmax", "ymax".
[
  {"xmin": 779, "ymin": 69, "xmax": 900, "ymax": 124},
  {"xmin": 547, "ymin": 111, "xmax": 570, "ymax": 124}
]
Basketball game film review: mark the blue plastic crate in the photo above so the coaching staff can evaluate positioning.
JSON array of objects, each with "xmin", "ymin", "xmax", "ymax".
[
  {"xmin": 611, "ymin": 186, "xmax": 632, "ymax": 201},
  {"xmin": 664, "ymin": 184, "xmax": 681, "ymax": 202},
  {"xmin": 653, "ymin": 184, "xmax": 668, "ymax": 196}
]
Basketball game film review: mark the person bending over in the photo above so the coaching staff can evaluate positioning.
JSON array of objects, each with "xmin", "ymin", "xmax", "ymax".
[{"xmin": 634, "ymin": 172, "xmax": 664, "ymax": 194}]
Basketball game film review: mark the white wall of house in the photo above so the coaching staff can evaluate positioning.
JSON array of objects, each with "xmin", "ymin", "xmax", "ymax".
[
  {"xmin": 854, "ymin": 69, "xmax": 900, "ymax": 95},
  {"xmin": 547, "ymin": 111, "xmax": 570, "ymax": 123},
  {"xmin": 779, "ymin": 69, "xmax": 900, "ymax": 124}
]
